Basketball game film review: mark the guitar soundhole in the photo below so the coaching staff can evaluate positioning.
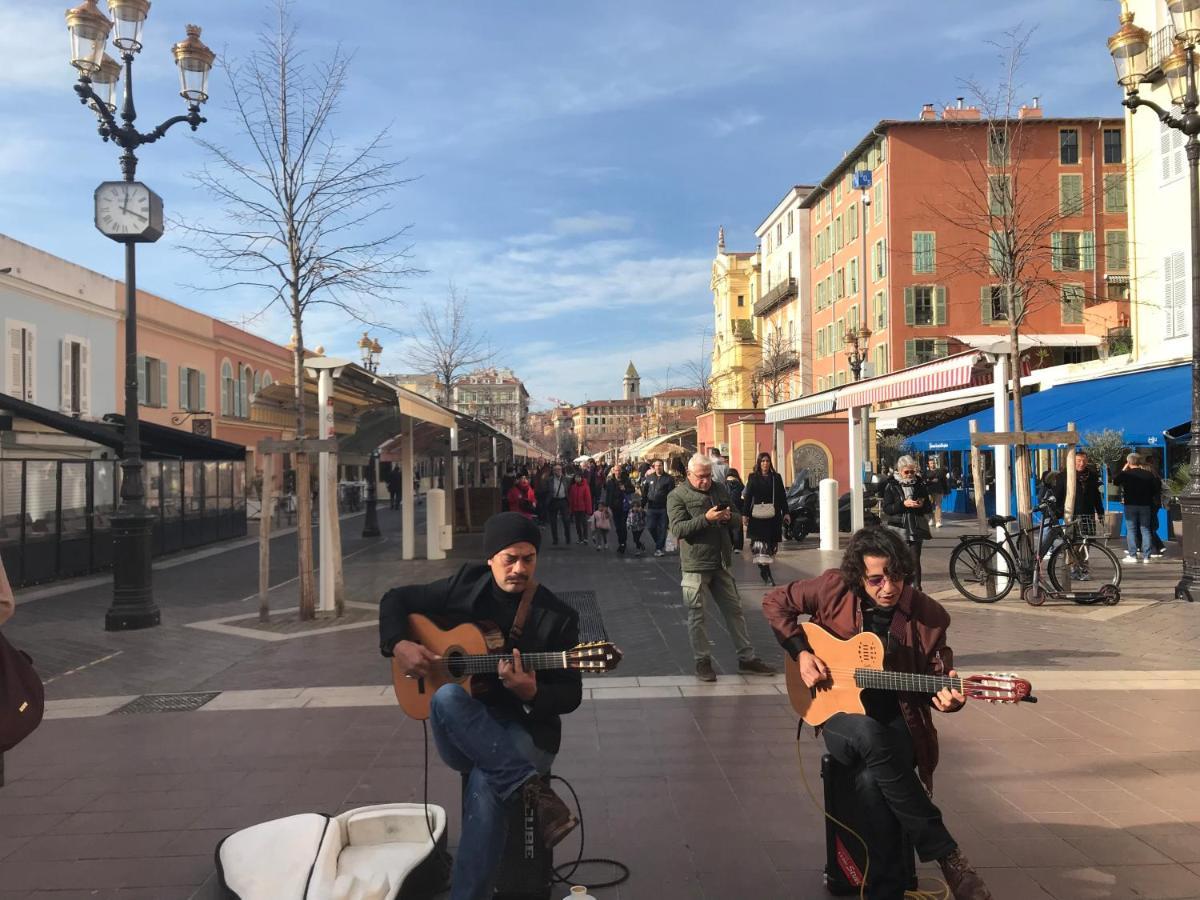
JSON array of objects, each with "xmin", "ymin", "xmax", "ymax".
[{"xmin": 445, "ymin": 648, "xmax": 467, "ymax": 679}]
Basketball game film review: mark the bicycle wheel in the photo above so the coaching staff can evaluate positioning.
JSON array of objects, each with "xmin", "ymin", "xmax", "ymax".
[
  {"xmin": 1047, "ymin": 539, "xmax": 1122, "ymax": 592},
  {"xmin": 949, "ymin": 538, "xmax": 1018, "ymax": 603}
]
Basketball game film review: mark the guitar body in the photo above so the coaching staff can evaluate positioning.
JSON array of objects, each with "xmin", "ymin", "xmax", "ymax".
[
  {"xmin": 783, "ymin": 622, "xmax": 885, "ymax": 726},
  {"xmin": 391, "ymin": 614, "xmax": 506, "ymax": 721}
]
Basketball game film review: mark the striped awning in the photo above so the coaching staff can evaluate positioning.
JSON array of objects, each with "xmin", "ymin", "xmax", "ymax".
[
  {"xmin": 765, "ymin": 393, "xmax": 837, "ymax": 423},
  {"xmin": 835, "ymin": 352, "xmax": 983, "ymax": 410}
]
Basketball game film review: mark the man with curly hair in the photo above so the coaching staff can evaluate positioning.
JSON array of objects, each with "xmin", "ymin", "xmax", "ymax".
[{"xmin": 762, "ymin": 526, "xmax": 992, "ymax": 900}]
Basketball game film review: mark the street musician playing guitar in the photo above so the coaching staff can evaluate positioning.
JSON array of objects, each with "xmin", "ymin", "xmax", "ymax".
[
  {"xmin": 762, "ymin": 526, "xmax": 993, "ymax": 900},
  {"xmin": 379, "ymin": 512, "xmax": 581, "ymax": 900}
]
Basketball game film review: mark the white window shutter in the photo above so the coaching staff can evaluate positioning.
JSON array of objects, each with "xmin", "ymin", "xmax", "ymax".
[
  {"xmin": 23, "ymin": 329, "xmax": 34, "ymax": 402},
  {"xmin": 7, "ymin": 328, "xmax": 21, "ymax": 397},
  {"xmin": 60, "ymin": 339, "xmax": 72, "ymax": 413},
  {"xmin": 137, "ymin": 354, "xmax": 147, "ymax": 405},
  {"xmin": 159, "ymin": 361, "xmax": 168, "ymax": 408},
  {"xmin": 199, "ymin": 372, "xmax": 206, "ymax": 411},
  {"xmin": 78, "ymin": 341, "xmax": 90, "ymax": 415},
  {"xmin": 179, "ymin": 366, "xmax": 189, "ymax": 411},
  {"xmin": 1172, "ymin": 251, "xmax": 1187, "ymax": 337}
]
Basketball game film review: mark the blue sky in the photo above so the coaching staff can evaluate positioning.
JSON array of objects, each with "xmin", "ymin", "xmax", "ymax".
[{"xmin": 2, "ymin": 0, "xmax": 1126, "ymax": 409}]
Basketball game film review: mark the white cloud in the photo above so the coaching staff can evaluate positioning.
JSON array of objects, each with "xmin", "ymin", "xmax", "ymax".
[
  {"xmin": 551, "ymin": 213, "xmax": 634, "ymax": 236},
  {"xmin": 710, "ymin": 110, "xmax": 763, "ymax": 137}
]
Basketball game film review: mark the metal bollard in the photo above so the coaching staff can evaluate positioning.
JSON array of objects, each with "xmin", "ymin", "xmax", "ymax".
[
  {"xmin": 426, "ymin": 488, "xmax": 446, "ymax": 560},
  {"xmin": 819, "ymin": 478, "xmax": 840, "ymax": 552}
]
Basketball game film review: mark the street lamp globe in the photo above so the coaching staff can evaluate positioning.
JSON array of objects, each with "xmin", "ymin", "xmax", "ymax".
[
  {"xmin": 1168, "ymin": 0, "xmax": 1200, "ymax": 48},
  {"xmin": 65, "ymin": 0, "xmax": 113, "ymax": 75},
  {"xmin": 171, "ymin": 24, "xmax": 215, "ymax": 104},
  {"xmin": 1108, "ymin": 6, "xmax": 1151, "ymax": 91},
  {"xmin": 1163, "ymin": 38, "xmax": 1198, "ymax": 106},
  {"xmin": 107, "ymin": 0, "xmax": 151, "ymax": 53},
  {"xmin": 90, "ymin": 53, "xmax": 121, "ymax": 112}
]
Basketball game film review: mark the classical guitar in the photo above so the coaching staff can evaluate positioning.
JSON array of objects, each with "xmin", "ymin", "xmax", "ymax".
[
  {"xmin": 392, "ymin": 613, "xmax": 623, "ymax": 720},
  {"xmin": 783, "ymin": 622, "xmax": 1034, "ymax": 726}
]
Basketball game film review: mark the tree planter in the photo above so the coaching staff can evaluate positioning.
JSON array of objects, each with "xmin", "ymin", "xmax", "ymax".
[{"xmin": 1104, "ymin": 510, "xmax": 1123, "ymax": 539}]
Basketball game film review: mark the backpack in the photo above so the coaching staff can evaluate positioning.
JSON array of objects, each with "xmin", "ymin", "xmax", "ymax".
[{"xmin": 0, "ymin": 630, "xmax": 44, "ymax": 753}]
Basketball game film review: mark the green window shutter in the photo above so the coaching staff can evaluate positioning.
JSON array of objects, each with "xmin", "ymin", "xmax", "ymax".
[
  {"xmin": 1104, "ymin": 173, "xmax": 1127, "ymax": 212},
  {"xmin": 199, "ymin": 372, "xmax": 207, "ymax": 411},
  {"xmin": 989, "ymin": 232, "xmax": 1003, "ymax": 276},
  {"xmin": 980, "ymin": 286, "xmax": 993, "ymax": 323},
  {"xmin": 904, "ymin": 286, "xmax": 915, "ymax": 325},
  {"xmin": 136, "ymin": 355, "xmax": 147, "ymax": 406},
  {"xmin": 904, "ymin": 339, "xmax": 916, "ymax": 368},
  {"xmin": 160, "ymin": 361, "xmax": 168, "ymax": 408},
  {"xmin": 1107, "ymin": 230, "xmax": 1129, "ymax": 271},
  {"xmin": 1081, "ymin": 231, "xmax": 1096, "ymax": 271},
  {"xmin": 934, "ymin": 286, "xmax": 947, "ymax": 325},
  {"xmin": 1060, "ymin": 175, "xmax": 1083, "ymax": 215},
  {"xmin": 1061, "ymin": 285, "xmax": 1084, "ymax": 324},
  {"xmin": 935, "ymin": 339, "xmax": 950, "ymax": 359},
  {"xmin": 928, "ymin": 232, "xmax": 936, "ymax": 273},
  {"xmin": 179, "ymin": 367, "xmax": 189, "ymax": 411},
  {"xmin": 1010, "ymin": 284, "xmax": 1023, "ymax": 320},
  {"xmin": 1051, "ymin": 232, "xmax": 1062, "ymax": 271}
]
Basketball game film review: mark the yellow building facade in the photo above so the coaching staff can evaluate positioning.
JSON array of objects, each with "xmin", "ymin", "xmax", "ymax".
[{"xmin": 709, "ymin": 227, "xmax": 761, "ymax": 410}]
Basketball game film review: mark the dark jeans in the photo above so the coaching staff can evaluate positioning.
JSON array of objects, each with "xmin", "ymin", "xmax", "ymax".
[
  {"xmin": 909, "ymin": 540, "xmax": 923, "ymax": 589},
  {"xmin": 429, "ymin": 685, "xmax": 553, "ymax": 900},
  {"xmin": 1125, "ymin": 504, "xmax": 1153, "ymax": 557},
  {"xmin": 630, "ymin": 528, "xmax": 644, "ymax": 551},
  {"xmin": 727, "ymin": 518, "xmax": 744, "ymax": 551},
  {"xmin": 572, "ymin": 511, "xmax": 589, "ymax": 542},
  {"xmin": 647, "ymin": 507, "xmax": 668, "ymax": 551},
  {"xmin": 822, "ymin": 713, "xmax": 956, "ymax": 900},
  {"xmin": 613, "ymin": 509, "xmax": 628, "ymax": 550},
  {"xmin": 388, "ymin": 490, "xmax": 400, "ymax": 510},
  {"xmin": 547, "ymin": 498, "xmax": 571, "ymax": 544}
]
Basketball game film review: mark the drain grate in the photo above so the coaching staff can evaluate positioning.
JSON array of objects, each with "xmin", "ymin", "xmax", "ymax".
[
  {"xmin": 555, "ymin": 590, "xmax": 608, "ymax": 643},
  {"xmin": 111, "ymin": 692, "xmax": 221, "ymax": 715}
]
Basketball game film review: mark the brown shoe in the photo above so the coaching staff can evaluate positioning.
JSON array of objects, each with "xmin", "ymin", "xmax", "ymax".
[
  {"xmin": 938, "ymin": 849, "xmax": 993, "ymax": 900},
  {"xmin": 521, "ymin": 775, "xmax": 578, "ymax": 849},
  {"xmin": 695, "ymin": 658, "xmax": 717, "ymax": 682},
  {"xmin": 737, "ymin": 657, "xmax": 777, "ymax": 676}
]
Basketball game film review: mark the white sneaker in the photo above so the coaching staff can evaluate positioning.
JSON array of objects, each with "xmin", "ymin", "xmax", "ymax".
[
  {"xmin": 1121, "ymin": 553, "xmax": 1137, "ymax": 564},
  {"xmin": 1140, "ymin": 555, "xmax": 1150, "ymax": 564},
  {"xmin": 654, "ymin": 549, "xmax": 664, "ymax": 558}
]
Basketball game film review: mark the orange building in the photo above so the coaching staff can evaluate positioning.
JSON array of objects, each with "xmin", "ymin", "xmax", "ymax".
[{"xmin": 804, "ymin": 103, "xmax": 1129, "ymax": 390}]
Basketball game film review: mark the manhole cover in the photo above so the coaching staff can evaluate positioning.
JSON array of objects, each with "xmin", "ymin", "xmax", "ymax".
[
  {"xmin": 111, "ymin": 692, "xmax": 221, "ymax": 714},
  {"xmin": 555, "ymin": 590, "xmax": 607, "ymax": 642}
]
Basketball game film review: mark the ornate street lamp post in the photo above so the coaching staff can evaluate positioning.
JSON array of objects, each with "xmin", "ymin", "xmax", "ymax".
[
  {"xmin": 357, "ymin": 333, "xmax": 383, "ymax": 537},
  {"xmin": 844, "ymin": 324, "xmax": 873, "ymax": 381},
  {"xmin": 66, "ymin": 0, "xmax": 215, "ymax": 629},
  {"xmin": 1108, "ymin": 0, "xmax": 1200, "ymax": 601}
]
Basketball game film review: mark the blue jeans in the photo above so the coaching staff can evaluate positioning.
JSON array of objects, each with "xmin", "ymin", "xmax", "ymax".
[
  {"xmin": 429, "ymin": 684, "xmax": 554, "ymax": 900},
  {"xmin": 646, "ymin": 507, "xmax": 668, "ymax": 551},
  {"xmin": 1125, "ymin": 504, "xmax": 1154, "ymax": 557}
]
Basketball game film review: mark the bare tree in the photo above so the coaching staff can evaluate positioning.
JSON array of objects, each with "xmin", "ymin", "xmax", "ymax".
[
  {"xmin": 757, "ymin": 328, "xmax": 798, "ymax": 406},
  {"xmin": 684, "ymin": 330, "xmax": 715, "ymax": 413},
  {"xmin": 178, "ymin": 1, "xmax": 420, "ymax": 618},
  {"xmin": 408, "ymin": 283, "xmax": 492, "ymax": 407}
]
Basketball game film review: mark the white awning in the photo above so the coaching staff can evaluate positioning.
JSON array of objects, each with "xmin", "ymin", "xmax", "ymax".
[
  {"xmin": 765, "ymin": 393, "xmax": 837, "ymax": 423},
  {"xmin": 875, "ymin": 394, "xmax": 986, "ymax": 430},
  {"xmin": 835, "ymin": 351, "xmax": 983, "ymax": 410}
]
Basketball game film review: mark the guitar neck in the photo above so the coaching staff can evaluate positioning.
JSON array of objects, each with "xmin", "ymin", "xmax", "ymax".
[
  {"xmin": 854, "ymin": 669, "xmax": 962, "ymax": 695},
  {"xmin": 448, "ymin": 651, "xmax": 570, "ymax": 676}
]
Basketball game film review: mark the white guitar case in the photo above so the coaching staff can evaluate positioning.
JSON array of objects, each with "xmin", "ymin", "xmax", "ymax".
[{"xmin": 215, "ymin": 803, "xmax": 448, "ymax": 900}]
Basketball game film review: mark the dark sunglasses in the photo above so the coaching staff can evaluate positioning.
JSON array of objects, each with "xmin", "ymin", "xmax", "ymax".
[{"xmin": 865, "ymin": 573, "xmax": 902, "ymax": 588}]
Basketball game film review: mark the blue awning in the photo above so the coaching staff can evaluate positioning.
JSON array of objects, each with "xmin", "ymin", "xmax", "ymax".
[{"xmin": 908, "ymin": 364, "xmax": 1191, "ymax": 452}]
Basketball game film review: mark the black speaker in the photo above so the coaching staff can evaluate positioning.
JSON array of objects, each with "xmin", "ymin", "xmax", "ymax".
[
  {"xmin": 461, "ymin": 772, "xmax": 553, "ymax": 900},
  {"xmin": 821, "ymin": 753, "xmax": 917, "ymax": 896}
]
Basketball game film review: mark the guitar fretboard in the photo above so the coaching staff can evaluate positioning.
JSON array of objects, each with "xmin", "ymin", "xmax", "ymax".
[
  {"xmin": 441, "ymin": 652, "xmax": 569, "ymax": 676},
  {"xmin": 853, "ymin": 669, "xmax": 963, "ymax": 695}
]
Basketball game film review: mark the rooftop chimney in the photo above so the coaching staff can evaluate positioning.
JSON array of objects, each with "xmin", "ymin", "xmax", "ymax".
[
  {"xmin": 956, "ymin": 97, "xmax": 965, "ymax": 109},
  {"xmin": 943, "ymin": 100, "xmax": 982, "ymax": 121},
  {"xmin": 920, "ymin": 102, "xmax": 938, "ymax": 121}
]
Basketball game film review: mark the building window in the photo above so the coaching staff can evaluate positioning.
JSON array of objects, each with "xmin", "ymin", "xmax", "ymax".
[
  {"xmin": 834, "ymin": 215, "xmax": 843, "ymax": 250},
  {"xmin": 221, "ymin": 360, "xmax": 234, "ymax": 416},
  {"xmin": 776, "ymin": 222, "xmax": 783, "ymax": 244},
  {"xmin": 737, "ymin": 294, "xmax": 744, "ymax": 307},
  {"xmin": 179, "ymin": 366, "xmax": 207, "ymax": 411},
  {"xmin": 1062, "ymin": 346, "xmax": 1086, "ymax": 364},
  {"xmin": 60, "ymin": 336, "xmax": 90, "ymax": 415},
  {"xmin": 1061, "ymin": 284, "xmax": 1085, "ymax": 324},
  {"xmin": 912, "ymin": 232, "xmax": 935, "ymax": 274},
  {"xmin": 1059, "ymin": 174, "xmax": 1084, "ymax": 215},
  {"xmin": 848, "ymin": 203, "xmax": 858, "ymax": 240},
  {"xmin": 1052, "ymin": 231, "xmax": 1095, "ymax": 271},
  {"xmin": 905, "ymin": 285, "xmax": 946, "ymax": 326},
  {"xmin": 1105, "ymin": 229, "xmax": 1129, "ymax": 272},
  {"xmin": 873, "ymin": 343, "xmax": 888, "ymax": 376},
  {"xmin": 138, "ymin": 354, "xmax": 167, "ymax": 408},
  {"xmin": 1059, "ymin": 128, "xmax": 1080, "ymax": 164},
  {"xmin": 848, "ymin": 258, "xmax": 858, "ymax": 295},
  {"xmin": 989, "ymin": 231, "xmax": 1008, "ymax": 276},
  {"xmin": 1104, "ymin": 128, "xmax": 1123, "ymax": 164},
  {"xmin": 981, "ymin": 285, "xmax": 1012, "ymax": 323},
  {"xmin": 1164, "ymin": 250, "xmax": 1187, "ymax": 338},
  {"xmin": 1107, "ymin": 280, "xmax": 1130, "ymax": 303},
  {"xmin": 873, "ymin": 290, "xmax": 887, "ymax": 330},
  {"xmin": 988, "ymin": 174, "xmax": 1011, "ymax": 216},
  {"xmin": 817, "ymin": 328, "xmax": 826, "ymax": 358},
  {"xmin": 836, "ymin": 268, "xmax": 845, "ymax": 299},
  {"xmin": 1103, "ymin": 173, "xmax": 1127, "ymax": 213},
  {"xmin": 1162, "ymin": 114, "xmax": 1186, "ymax": 184},
  {"xmin": 905, "ymin": 338, "xmax": 949, "ymax": 367},
  {"xmin": 5, "ymin": 320, "xmax": 35, "ymax": 403},
  {"xmin": 988, "ymin": 129, "xmax": 1010, "ymax": 166},
  {"xmin": 872, "ymin": 239, "xmax": 886, "ymax": 281},
  {"xmin": 872, "ymin": 183, "xmax": 883, "ymax": 225},
  {"xmin": 787, "ymin": 210, "xmax": 794, "ymax": 235}
]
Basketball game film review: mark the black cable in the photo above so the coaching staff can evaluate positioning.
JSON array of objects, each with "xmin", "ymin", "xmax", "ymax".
[{"xmin": 549, "ymin": 773, "xmax": 630, "ymax": 890}]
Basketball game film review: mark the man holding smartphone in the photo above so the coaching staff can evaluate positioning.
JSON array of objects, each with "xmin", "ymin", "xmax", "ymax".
[{"xmin": 668, "ymin": 453, "xmax": 777, "ymax": 682}]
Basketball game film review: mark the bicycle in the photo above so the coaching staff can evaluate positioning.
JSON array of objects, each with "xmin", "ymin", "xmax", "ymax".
[{"xmin": 948, "ymin": 501, "xmax": 1122, "ymax": 604}]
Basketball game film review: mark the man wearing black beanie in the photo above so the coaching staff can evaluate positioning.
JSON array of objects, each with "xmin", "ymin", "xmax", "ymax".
[{"xmin": 379, "ymin": 511, "xmax": 581, "ymax": 900}]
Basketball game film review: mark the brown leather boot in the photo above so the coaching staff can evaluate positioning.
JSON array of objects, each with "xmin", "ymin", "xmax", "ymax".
[
  {"xmin": 521, "ymin": 775, "xmax": 578, "ymax": 849},
  {"xmin": 938, "ymin": 849, "xmax": 993, "ymax": 900}
]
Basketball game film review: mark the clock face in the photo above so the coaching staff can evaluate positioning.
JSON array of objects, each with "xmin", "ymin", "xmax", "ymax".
[{"xmin": 94, "ymin": 181, "xmax": 164, "ymax": 243}]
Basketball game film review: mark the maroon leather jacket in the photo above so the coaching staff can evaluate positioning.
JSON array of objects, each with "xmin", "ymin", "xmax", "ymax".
[{"xmin": 762, "ymin": 569, "xmax": 956, "ymax": 790}]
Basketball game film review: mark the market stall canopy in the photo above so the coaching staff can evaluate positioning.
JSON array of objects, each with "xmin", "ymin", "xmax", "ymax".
[{"xmin": 636, "ymin": 427, "xmax": 697, "ymax": 459}]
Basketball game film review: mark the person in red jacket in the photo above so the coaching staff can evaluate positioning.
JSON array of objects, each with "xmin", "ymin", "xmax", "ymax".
[
  {"xmin": 506, "ymin": 474, "xmax": 537, "ymax": 520},
  {"xmin": 567, "ymin": 473, "xmax": 593, "ymax": 544}
]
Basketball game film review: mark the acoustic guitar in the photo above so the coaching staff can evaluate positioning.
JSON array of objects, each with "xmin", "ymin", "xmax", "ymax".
[
  {"xmin": 783, "ymin": 622, "xmax": 1034, "ymax": 726},
  {"xmin": 392, "ymin": 613, "xmax": 623, "ymax": 720}
]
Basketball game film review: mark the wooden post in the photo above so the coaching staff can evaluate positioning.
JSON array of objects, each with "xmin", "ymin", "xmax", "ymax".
[
  {"xmin": 295, "ymin": 450, "xmax": 316, "ymax": 621},
  {"xmin": 968, "ymin": 420, "xmax": 990, "ymax": 535},
  {"xmin": 1014, "ymin": 442, "xmax": 1034, "ymax": 533},
  {"xmin": 326, "ymin": 450, "xmax": 345, "ymax": 617},
  {"xmin": 1063, "ymin": 421, "xmax": 1078, "ymax": 523},
  {"xmin": 258, "ymin": 452, "xmax": 275, "ymax": 622}
]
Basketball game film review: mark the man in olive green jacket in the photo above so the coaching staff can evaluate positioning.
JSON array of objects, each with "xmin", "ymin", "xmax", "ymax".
[{"xmin": 668, "ymin": 453, "xmax": 777, "ymax": 682}]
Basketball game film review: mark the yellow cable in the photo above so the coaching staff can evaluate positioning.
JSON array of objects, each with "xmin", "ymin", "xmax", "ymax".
[{"xmin": 795, "ymin": 737, "xmax": 950, "ymax": 900}]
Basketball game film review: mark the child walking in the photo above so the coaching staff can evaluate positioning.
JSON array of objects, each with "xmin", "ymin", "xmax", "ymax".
[
  {"xmin": 627, "ymin": 498, "xmax": 646, "ymax": 556},
  {"xmin": 591, "ymin": 502, "xmax": 613, "ymax": 550}
]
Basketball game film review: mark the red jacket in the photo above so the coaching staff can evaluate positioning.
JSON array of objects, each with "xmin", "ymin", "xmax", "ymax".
[
  {"xmin": 567, "ymin": 480, "xmax": 593, "ymax": 514},
  {"xmin": 762, "ymin": 569, "xmax": 955, "ymax": 791},
  {"xmin": 506, "ymin": 483, "xmax": 537, "ymax": 519}
]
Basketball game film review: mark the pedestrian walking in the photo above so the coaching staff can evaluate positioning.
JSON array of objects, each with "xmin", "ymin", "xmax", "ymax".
[
  {"xmin": 1114, "ymin": 453, "xmax": 1160, "ymax": 564},
  {"xmin": 668, "ymin": 453, "xmax": 777, "ymax": 682},
  {"xmin": 567, "ymin": 473, "xmax": 592, "ymax": 545},
  {"xmin": 603, "ymin": 466, "xmax": 632, "ymax": 553},
  {"xmin": 743, "ymin": 453, "xmax": 789, "ymax": 586},
  {"xmin": 386, "ymin": 465, "xmax": 403, "ymax": 510},
  {"xmin": 545, "ymin": 464, "xmax": 573, "ymax": 547},
  {"xmin": 880, "ymin": 456, "xmax": 932, "ymax": 589},
  {"xmin": 724, "ymin": 467, "xmax": 745, "ymax": 553},
  {"xmin": 506, "ymin": 474, "xmax": 538, "ymax": 521},
  {"xmin": 640, "ymin": 459, "xmax": 675, "ymax": 557},
  {"xmin": 708, "ymin": 447, "xmax": 728, "ymax": 484},
  {"xmin": 923, "ymin": 458, "xmax": 948, "ymax": 529},
  {"xmin": 591, "ymin": 503, "xmax": 613, "ymax": 550},
  {"xmin": 1146, "ymin": 461, "xmax": 1167, "ymax": 557},
  {"xmin": 628, "ymin": 498, "xmax": 647, "ymax": 556}
]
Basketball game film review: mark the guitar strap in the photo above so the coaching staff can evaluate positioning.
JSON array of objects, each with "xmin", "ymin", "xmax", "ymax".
[{"xmin": 506, "ymin": 580, "xmax": 539, "ymax": 650}]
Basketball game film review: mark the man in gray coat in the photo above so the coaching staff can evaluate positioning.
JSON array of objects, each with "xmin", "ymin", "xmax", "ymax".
[{"xmin": 668, "ymin": 453, "xmax": 776, "ymax": 682}]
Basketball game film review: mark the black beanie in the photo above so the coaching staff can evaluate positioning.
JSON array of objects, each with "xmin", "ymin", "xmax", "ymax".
[{"xmin": 483, "ymin": 512, "xmax": 542, "ymax": 559}]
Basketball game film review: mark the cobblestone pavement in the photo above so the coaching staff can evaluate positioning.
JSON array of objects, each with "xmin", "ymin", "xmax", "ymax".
[{"xmin": 2, "ymin": 509, "xmax": 1200, "ymax": 898}]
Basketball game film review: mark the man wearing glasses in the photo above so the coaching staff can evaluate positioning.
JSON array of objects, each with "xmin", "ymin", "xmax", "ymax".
[{"xmin": 761, "ymin": 526, "xmax": 992, "ymax": 900}]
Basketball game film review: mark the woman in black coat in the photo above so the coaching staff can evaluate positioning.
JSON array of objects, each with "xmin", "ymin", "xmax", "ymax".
[
  {"xmin": 603, "ymin": 466, "xmax": 633, "ymax": 554},
  {"xmin": 724, "ymin": 468, "xmax": 746, "ymax": 554},
  {"xmin": 880, "ymin": 455, "xmax": 933, "ymax": 588},
  {"xmin": 743, "ymin": 452, "xmax": 789, "ymax": 585}
]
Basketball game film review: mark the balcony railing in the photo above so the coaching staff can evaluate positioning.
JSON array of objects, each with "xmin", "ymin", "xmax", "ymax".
[
  {"xmin": 1147, "ymin": 24, "xmax": 1174, "ymax": 75},
  {"xmin": 753, "ymin": 277, "xmax": 797, "ymax": 316}
]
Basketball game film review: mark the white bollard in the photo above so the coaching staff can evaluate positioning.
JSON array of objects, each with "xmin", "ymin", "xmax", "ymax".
[
  {"xmin": 819, "ymin": 478, "xmax": 840, "ymax": 552},
  {"xmin": 441, "ymin": 524, "xmax": 453, "ymax": 552},
  {"xmin": 426, "ymin": 488, "xmax": 446, "ymax": 560}
]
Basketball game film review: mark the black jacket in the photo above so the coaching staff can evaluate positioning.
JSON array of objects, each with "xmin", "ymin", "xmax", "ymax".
[
  {"xmin": 1049, "ymin": 466, "xmax": 1104, "ymax": 519},
  {"xmin": 1113, "ymin": 467, "xmax": 1161, "ymax": 508},
  {"xmin": 603, "ymin": 475, "xmax": 632, "ymax": 516},
  {"xmin": 880, "ymin": 478, "xmax": 932, "ymax": 542},
  {"xmin": 378, "ymin": 563, "xmax": 582, "ymax": 753},
  {"xmin": 743, "ymin": 471, "xmax": 788, "ymax": 544},
  {"xmin": 640, "ymin": 473, "xmax": 675, "ymax": 509}
]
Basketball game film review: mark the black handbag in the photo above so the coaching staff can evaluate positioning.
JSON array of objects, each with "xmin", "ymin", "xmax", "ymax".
[{"xmin": 0, "ymin": 630, "xmax": 44, "ymax": 753}]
